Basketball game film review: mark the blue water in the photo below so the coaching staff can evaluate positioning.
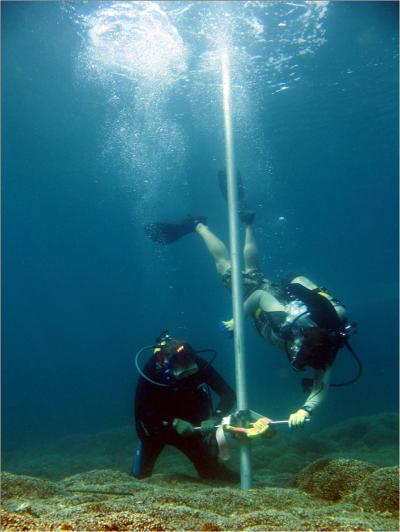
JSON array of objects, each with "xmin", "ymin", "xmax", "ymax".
[{"xmin": 2, "ymin": 1, "xmax": 398, "ymax": 461}]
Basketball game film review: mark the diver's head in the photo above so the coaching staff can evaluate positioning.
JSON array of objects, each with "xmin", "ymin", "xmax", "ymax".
[
  {"xmin": 154, "ymin": 334, "xmax": 198, "ymax": 384},
  {"xmin": 288, "ymin": 327, "xmax": 339, "ymax": 371}
]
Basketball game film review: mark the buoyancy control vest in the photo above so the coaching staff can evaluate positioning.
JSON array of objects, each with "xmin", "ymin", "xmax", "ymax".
[{"xmin": 284, "ymin": 277, "xmax": 348, "ymax": 340}]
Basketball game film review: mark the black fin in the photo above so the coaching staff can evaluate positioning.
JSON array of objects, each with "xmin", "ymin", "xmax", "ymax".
[
  {"xmin": 239, "ymin": 209, "xmax": 255, "ymax": 225},
  {"xmin": 218, "ymin": 170, "xmax": 255, "ymax": 224},
  {"xmin": 218, "ymin": 169, "xmax": 246, "ymax": 204},
  {"xmin": 145, "ymin": 216, "xmax": 206, "ymax": 245}
]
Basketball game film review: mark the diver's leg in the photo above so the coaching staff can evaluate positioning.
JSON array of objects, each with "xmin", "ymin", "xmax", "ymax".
[
  {"xmin": 195, "ymin": 223, "xmax": 231, "ymax": 276},
  {"xmin": 244, "ymin": 289, "xmax": 288, "ymax": 345},
  {"xmin": 131, "ymin": 438, "xmax": 164, "ymax": 479},
  {"xmin": 244, "ymin": 289, "xmax": 286, "ymax": 315},
  {"xmin": 176, "ymin": 435, "xmax": 238, "ymax": 482},
  {"xmin": 243, "ymin": 224, "xmax": 260, "ymax": 272}
]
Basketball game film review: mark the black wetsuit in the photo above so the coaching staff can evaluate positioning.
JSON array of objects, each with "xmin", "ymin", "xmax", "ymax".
[{"xmin": 133, "ymin": 356, "xmax": 236, "ymax": 480}]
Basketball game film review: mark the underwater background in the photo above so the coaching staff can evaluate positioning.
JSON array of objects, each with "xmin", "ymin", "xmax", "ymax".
[{"xmin": 2, "ymin": 0, "xmax": 399, "ymax": 493}]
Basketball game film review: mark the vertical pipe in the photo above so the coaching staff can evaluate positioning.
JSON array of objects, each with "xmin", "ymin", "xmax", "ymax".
[{"xmin": 221, "ymin": 49, "xmax": 252, "ymax": 490}]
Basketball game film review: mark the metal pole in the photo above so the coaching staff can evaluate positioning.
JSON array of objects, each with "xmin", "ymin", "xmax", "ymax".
[{"xmin": 221, "ymin": 49, "xmax": 252, "ymax": 490}]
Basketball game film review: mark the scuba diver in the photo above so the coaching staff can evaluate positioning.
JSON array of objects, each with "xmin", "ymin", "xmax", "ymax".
[
  {"xmin": 133, "ymin": 331, "xmax": 238, "ymax": 481},
  {"xmin": 144, "ymin": 171, "xmax": 360, "ymax": 429}
]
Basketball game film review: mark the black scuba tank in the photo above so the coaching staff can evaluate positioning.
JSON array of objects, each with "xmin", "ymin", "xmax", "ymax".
[{"xmin": 286, "ymin": 282, "xmax": 345, "ymax": 335}]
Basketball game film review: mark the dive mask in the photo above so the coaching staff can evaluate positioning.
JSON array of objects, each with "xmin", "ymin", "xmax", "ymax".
[{"xmin": 154, "ymin": 336, "xmax": 198, "ymax": 384}]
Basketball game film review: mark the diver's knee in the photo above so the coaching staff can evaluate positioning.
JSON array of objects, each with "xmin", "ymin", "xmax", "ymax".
[
  {"xmin": 195, "ymin": 222, "xmax": 208, "ymax": 234},
  {"xmin": 216, "ymin": 260, "xmax": 231, "ymax": 276}
]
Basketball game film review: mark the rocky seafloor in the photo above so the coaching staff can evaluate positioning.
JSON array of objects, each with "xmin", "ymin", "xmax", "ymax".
[{"xmin": 2, "ymin": 413, "xmax": 399, "ymax": 531}]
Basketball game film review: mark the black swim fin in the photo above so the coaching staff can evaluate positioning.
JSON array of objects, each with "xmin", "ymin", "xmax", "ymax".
[
  {"xmin": 218, "ymin": 169, "xmax": 246, "ymax": 204},
  {"xmin": 218, "ymin": 170, "xmax": 255, "ymax": 225},
  {"xmin": 145, "ymin": 216, "xmax": 206, "ymax": 245}
]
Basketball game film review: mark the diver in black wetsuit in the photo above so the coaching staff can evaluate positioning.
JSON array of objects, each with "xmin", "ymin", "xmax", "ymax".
[{"xmin": 133, "ymin": 332, "xmax": 237, "ymax": 481}]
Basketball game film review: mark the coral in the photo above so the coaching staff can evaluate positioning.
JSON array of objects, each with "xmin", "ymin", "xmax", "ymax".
[
  {"xmin": 294, "ymin": 458, "xmax": 376, "ymax": 501},
  {"xmin": 347, "ymin": 466, "xmax": 399, "ymax": 516}
]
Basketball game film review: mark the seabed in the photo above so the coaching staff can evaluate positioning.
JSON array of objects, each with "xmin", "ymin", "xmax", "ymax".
[{"xmin": 2, "ymin": 413, "xmax": 398, "ymax": 531}]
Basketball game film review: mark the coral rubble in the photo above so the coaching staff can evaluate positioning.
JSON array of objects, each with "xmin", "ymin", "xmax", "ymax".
[{"xmin": 294, "ymin": 458, "xmax": 376, "ymax": 500}]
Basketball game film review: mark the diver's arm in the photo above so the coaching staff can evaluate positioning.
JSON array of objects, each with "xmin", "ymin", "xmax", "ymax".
[
  {"xmin": 204, "ymin": 365, "xmax": 236, "ymax": 415},
  {"xmin": 302, "ymin": 367, "xmax": 331, "ymax": 414},
  {"xmin": 244, "ymin": 289, "xmax": 286, "ymax": 315},
  {"xmin": 288, "ymin": 367, "xmax": 331, "ymax": 428}
]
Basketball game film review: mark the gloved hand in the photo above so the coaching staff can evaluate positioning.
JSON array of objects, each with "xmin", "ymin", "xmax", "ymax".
[
  {"xmin": 288, "ymin": 409, "xmax": 310, "ymax": 429},
  {"xmin": 219, "ymin": 319, "xmax": 234, "ymax": 337},
  {"xmin": 200, "ymin": 417, "xmax": 220, "ymax": 432},
  {"xmin": 172, "ymin": 418, "xmax": 194, "ymax": 436}
]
